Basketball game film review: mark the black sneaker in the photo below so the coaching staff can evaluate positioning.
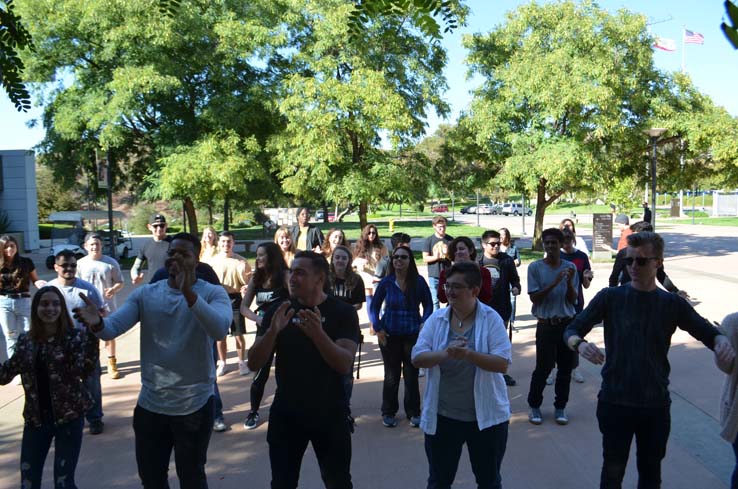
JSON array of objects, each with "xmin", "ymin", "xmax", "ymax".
[
  {"xmin": 89, "ymin": 420, "xmax": 104, "ymax": 435},
  {"xmin": 243, "ymin": 412, "xmax": 260, "ymax": 430},
  {"xmin": 503, "ymin": 374, "xmax": 517, "ymax": 386}
]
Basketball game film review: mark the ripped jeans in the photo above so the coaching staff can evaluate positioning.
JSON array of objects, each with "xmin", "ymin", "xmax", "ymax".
[{"xmin": 20, "ymin": 417, "xmax": 84, "ymax": 489}]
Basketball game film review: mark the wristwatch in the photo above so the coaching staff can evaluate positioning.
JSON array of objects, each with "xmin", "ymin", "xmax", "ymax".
[{"xmin": 572, "ymin": 338, "xmax": 587, "ymax": 352}]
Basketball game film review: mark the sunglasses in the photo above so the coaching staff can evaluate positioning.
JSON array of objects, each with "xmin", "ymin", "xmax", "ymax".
[
  {"xmin": 624, "ymin": 256, "xmax": 658, "ymax": 267},
  {"xmin": 392, "ymin": 254, "xmax": 410, "ymax": 261},
  {"xmin": 485, "ymin": 241, "xmax": 501, "ymax": 247},
  {"xmin": 152, "ymin": 224, "xmax": 166, "ymax": 229},
  {"xmin": 442, "ymin": 283, "xmax": 468, "ymax": 292},
  {"xmin": 59, "ymin": 263, "xmax": 77, "ymax": 269}
]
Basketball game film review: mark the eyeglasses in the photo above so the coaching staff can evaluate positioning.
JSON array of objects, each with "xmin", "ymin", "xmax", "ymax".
[
  {"xmin": 152, "ymin": 224, "xmax": 166, "ymax": 229},
  {"xmin": 442, "ymin": 283, "xmax": 468, "ymax": 293},
  {"xmin": 392, "ymin": 254, "xmax": 410, "ymax": 261},
  {"xmin": 59, "ymin": 263, "xmax": 77, "ymax": 269},
  {"xmin": 624, "ymin": 256, "xmax": 658, "ymax": 267},
  {"xmin": 485, "ymin": 241, "xmax": 501, "ymax": 247}
]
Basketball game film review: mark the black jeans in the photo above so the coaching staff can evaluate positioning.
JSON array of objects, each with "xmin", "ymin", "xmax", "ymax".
[
  {"xmin": 133, "ymin": 397, "xmax": 214, "ymax": 489},
  {"xmin": 732, "ymin": 436, "xmax": 738, "ymax": 489},
  {"xmin": 597, "ymin": 401, "xmax": 670, "ymax": 489},
  {"xmin": 424, "ymin": 415, "xmax": 508, "ymax": 489},
  {"xmin": 379, "ymin": 333, "xmax": 420, "ymax": 418},
  {"xmin": 267, "ymin": 404, "xmax": 352, "ymax": 489},
  {"xmin": 527, "ymin": 322, "xmax": 575, "ymax": 409},
  {"xmin": 250, "ymin": 351, "xmax": 274, "ymax": 413}
]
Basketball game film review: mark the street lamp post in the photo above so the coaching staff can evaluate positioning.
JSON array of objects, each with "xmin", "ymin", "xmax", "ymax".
[{"xmin": 645, "ymin": 128, "xmax": 667, "ymax": 231}]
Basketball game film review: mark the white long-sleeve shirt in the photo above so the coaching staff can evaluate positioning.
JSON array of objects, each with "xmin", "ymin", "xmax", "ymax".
[
  {"xmin": 96, "ymin": 279, "xmax": 231, "ymax": 415},
  {"xmin": 412, "ymin": 302, "xmax": 512, "ymax": 435}
]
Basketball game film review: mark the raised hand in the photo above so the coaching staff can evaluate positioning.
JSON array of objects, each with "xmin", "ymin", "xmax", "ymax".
[
  {"xmin": 269, "ymin": 301, "xmax": 294, "ymax": 335},
  {"xmin": 296, "ymin": 307, "xmax": 324, "ymax": 342},
  {"xmin": 579, "ymin": 341, "xmax": 605, "ymax": 365},
  {"xmin": 72, "ymin": 293, "xmax": 103, "ymax": 331}
]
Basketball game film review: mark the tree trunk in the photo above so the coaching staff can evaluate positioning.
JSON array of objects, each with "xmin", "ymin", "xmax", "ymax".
[
  {"xmin": 184, "ymin": 196, "xmax": 198, "ymax": 236},
  {"xmin": 531, "ymin": 178, "xmax": 565, "ymax": 251},
  {"xmin": 358, "ymin": 201, "xmax": 368, "ymax": 230}
]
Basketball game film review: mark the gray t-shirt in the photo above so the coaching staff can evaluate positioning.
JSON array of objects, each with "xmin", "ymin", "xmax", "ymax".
[
  {"xmin": 527, "ymin": 259, "xmax": 579, "ymax": 319},
  {"xmin": 438, "ymin": 324, "xmax": 477, "ymax": 422},
  {"xmin": 48, "ymin": 278, "xmax": 105, "ymax": 330},
  {"xmin": 76, "ymin": 255, "xmax": 124, "ymax": 313}
]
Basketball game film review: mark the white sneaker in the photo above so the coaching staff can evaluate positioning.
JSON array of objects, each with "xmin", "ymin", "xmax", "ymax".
[
  {"xmin": 13, "ymin": 375, "xmax": 22, "ymax": 385},
  {"xmin": 216, "ymin": 360, "xmax": 227, "ymax": 377},
  {"xmin": 572, "ymin": 369, "xmax": 584, "ymax": 383},
  {"xmin": 546, "ymin": 372, "xmax": 554, "ymax": 385},
  {"xmin": 238, "ymin": 361, "xmax": 250, "ymax": 376}
]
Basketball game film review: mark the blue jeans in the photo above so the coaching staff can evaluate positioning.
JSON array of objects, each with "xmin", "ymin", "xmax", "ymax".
[
  {"xmin": 84, "ymin": 357, "xmax": 103, "ymax": 423},
  {"xmin": 730, "ymin": 438, "xmax": 738, "ymax": 489},
  {"xmin": 0, "ymin": 295, "xmax": 31, "ymax": 360},
  {"xmin": 428, "ymin": 277, "xmax": 441, "ymax": 311},
  {"xmin": 424, "ymin": 415, "xmax": 508, "ymax": 489},
  {"xmin": 20, "ymin": 417, "xmax": 84, "ymax": 489}
]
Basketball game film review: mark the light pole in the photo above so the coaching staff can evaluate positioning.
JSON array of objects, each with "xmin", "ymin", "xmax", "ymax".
[{"xmin": 645, "ymin": 128, "xmax": 666, "ymax": 231}]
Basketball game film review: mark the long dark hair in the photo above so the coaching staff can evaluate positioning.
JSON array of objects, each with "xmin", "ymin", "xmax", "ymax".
[
  {"xmin": 388, "ymin": 245, "xmax": 419, "ymax": 306},
  {"xmin": 329, "ymin": 245, "xmax": 361, "ymax": 290},
  {"xmin": 29, "ymin": 286, "xmax": 74, "ymax": 343},
  {"xmin": 353, "ymin": 224, "xmax": 385, "ymax": 259},
  {"xmin": 253, "ymin": 242, "xmax": 288, "ymax": 289},
  {"xmin": 0, "ymin": 235, "xmax": 30, "ymax": 290}
]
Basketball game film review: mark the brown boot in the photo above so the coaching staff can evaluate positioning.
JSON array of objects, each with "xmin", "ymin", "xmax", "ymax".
[{"xmin": 108, "ymin": 357, "xmax": 121, "ymax": 379}]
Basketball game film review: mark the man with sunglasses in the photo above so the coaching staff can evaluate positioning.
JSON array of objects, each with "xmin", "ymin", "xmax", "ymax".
[
  {"xmin": 131, "ymin": 214, "xmax": 172, "ymax": 284},
  {"xmin": 565, "ymin": 231, "xmax": 735, "ymax": 489},
  {"xmin": 48, "ymin": 249, "xmax": 106, "ymax": 434},
  {"xmin": 479, "ymin": 230, "xmax": 521, "ymax": 386}
]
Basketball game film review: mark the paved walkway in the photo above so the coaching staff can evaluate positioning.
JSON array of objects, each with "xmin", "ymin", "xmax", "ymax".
[{"xmin": 1, "ymin": 222, "xmax": 737, "ymax": 488}]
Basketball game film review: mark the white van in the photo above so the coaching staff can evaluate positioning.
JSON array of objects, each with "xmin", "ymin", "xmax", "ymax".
[{"xmin": 501, "ymin": 203, "xmax": 532, "ymax": 216}]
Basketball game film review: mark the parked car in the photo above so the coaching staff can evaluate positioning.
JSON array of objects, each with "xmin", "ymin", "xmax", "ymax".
[
  {"xmin": 501, "ymin": 203, "xmax": 533, "ymax": 216},
  {"xmin": 460, "ymin": 205, "xmax": 474, "ymax": 214},
  {"xmin": 489, "ymin": 203, "xmax": 503, "ymax": 215},
  {"xmin": 476, "ymin": 204, "xmax": 493, "ymax": 215},
  {"xmin": 431, "ymin": 204, "xmax": 449, "ymax": 213},
  {"xmin": 314, "ymin": 210, "xmax": 336, "ymax": 222}
]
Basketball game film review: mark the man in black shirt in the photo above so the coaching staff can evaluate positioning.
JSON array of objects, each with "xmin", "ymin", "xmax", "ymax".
[
  {"xmin": 479, "ymin": 229, "xmax": 520, "ymax": 386},
  {"xmin": 565, "ymin": 231, "xmax": 734, "ymax": 489},
  {"xmin": 248, "ymin": 251, "xmax": 359, "ymax": 489}
]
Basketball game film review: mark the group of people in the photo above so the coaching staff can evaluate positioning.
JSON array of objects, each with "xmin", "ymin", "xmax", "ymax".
[{"xmin": 2, "ymin": 205, "xmax": 738, "ymax": 489}]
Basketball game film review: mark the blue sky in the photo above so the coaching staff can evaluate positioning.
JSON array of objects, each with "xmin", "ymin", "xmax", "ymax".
[{"xmin": 1, "ymin": 0, "xmax": 736, "ymax": 150}]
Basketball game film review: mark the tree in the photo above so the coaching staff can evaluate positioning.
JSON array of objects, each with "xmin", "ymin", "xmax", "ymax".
[
  {"xmin": 349, "ymin": 0, "xmax": 461, "ymax": 41},
  {"xmin": 1, "ymin": 0, "xmax": 32, "ymax": 110},
  {"xmin": 269, "ymin": 0, "xmax": 464, "ymax": 228},
  {"xmin": 465, "ymin": 0, "xmax": 664, "ymax": 249},
  {"xmin": 18, "ymin": 0, "xmax": 285, "ymax": 234}
]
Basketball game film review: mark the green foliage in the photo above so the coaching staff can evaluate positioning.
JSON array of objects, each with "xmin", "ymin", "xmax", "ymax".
[
  {"xmin": 35, "ymin": 165, "xmax": 82, "ymax": 219},
  {"xmin": 348, "ymin": 0, "xmax": 465, "ymax": 42},
  {"xmin": 0, "ymin": 0, "xmax": 33, "ymax": 111},
  {"xmin": 464, "ymin": 0, "xmax": 663, "ymax": 248},
  {"xmin": 269, "ymin": 0, "xmax": 452, "ymax": 227},
  {"xmin": 722, "ymin": 0, "xmax": 738, "ymax": 49},
  {"xmin": 129, "ymin": 203, "xmax": 157, "ymax": 234}
]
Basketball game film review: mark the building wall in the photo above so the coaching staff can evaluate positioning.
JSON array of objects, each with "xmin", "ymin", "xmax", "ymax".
[{"xmin": 0, "ymin": 150, "xmax": 40, "ymax": 251}]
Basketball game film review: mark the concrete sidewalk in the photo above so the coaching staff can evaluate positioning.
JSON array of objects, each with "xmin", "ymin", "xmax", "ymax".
[{"xmin": 1, "ymin": 223, "xmax": 736, "ymax": 488}]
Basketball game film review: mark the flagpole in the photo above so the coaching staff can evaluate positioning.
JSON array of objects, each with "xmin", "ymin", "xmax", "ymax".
[{"xmin": 679, "ymin": 26, "xmax": 686, "ymax": 216}]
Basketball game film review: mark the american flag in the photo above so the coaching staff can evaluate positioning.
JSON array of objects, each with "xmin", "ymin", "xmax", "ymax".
[{"xmin": 684, "ymin": 29, "xmax": 705, "ymax": 44}]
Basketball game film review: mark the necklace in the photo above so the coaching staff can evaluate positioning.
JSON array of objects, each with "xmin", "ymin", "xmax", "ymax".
[{"xmin": 452, "ymin": 306, "xmax": 476, "ymax": 331}]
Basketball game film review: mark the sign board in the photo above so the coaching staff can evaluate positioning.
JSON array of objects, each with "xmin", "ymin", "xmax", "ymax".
[
  {"xmin": 592, "ymin": 213, "xmax": 613, "ymax": 259},
  {"xmin": 670, "ymin": 198, "xmax": 680, "ymax": 217},
  {"xmin": 95, "ymin": 150, "xmax": 108, "ymax": 189}
]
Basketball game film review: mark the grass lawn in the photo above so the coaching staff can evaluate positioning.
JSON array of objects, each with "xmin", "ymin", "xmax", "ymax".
[{"xmin": 670, "ymin": 216, "xmax": 738, "ymax": 226}]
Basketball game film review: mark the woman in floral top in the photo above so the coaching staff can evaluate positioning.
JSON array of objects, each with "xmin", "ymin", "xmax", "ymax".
[{"xmin": 0, "ymin": 285, "xmax": 99, "ymax": 489}]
